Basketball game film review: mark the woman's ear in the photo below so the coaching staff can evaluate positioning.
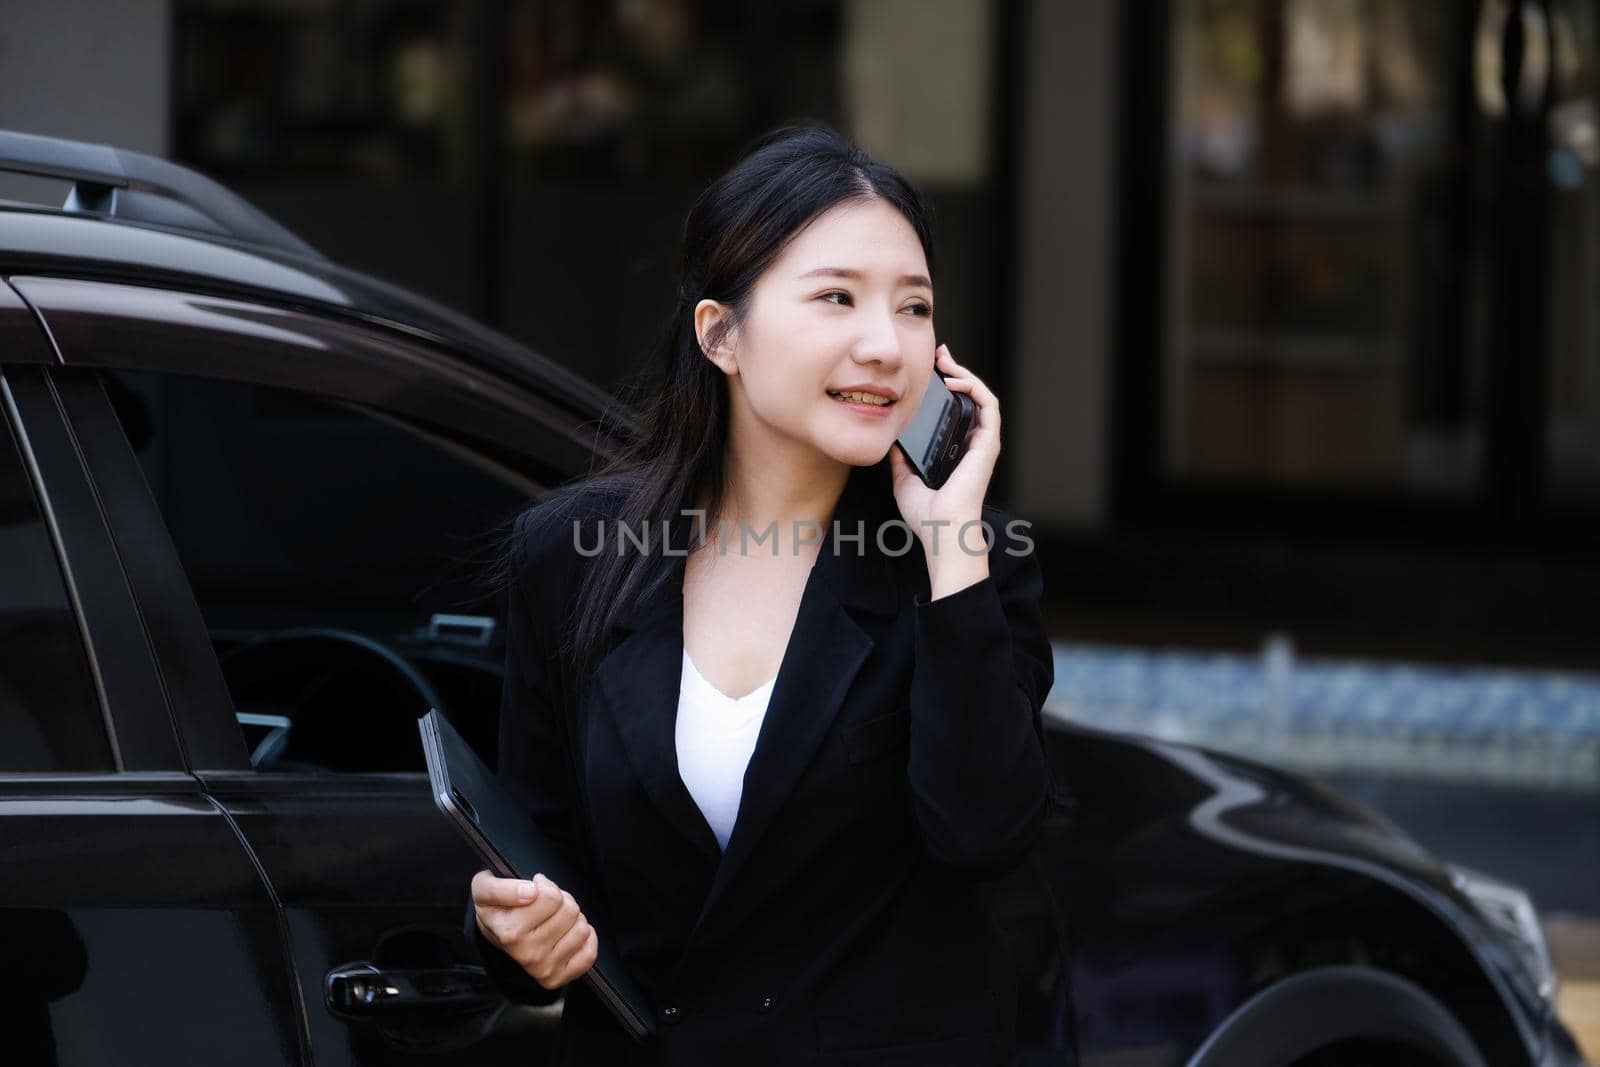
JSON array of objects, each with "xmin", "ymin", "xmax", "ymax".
[{"xmin": 694, "ymin": 298, "xmax": 739, "ymax": 375}]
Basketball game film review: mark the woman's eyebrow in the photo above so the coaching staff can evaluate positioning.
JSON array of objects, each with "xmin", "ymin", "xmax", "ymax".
[{"xmin": 797, "ymin": 266, "xmax": 932, "ymax": 289}]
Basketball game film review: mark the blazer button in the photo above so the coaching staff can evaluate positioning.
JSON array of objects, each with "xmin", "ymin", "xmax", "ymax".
[
  {"xmin": 758, "ymin": 994, "xmax": 775, "ymax": 1013},
  {"xmin": 661, "ymin": 1005, "xmax": 680, "ymax": 1025}
]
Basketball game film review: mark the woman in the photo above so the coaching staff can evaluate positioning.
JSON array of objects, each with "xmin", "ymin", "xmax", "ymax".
[{"xmin": 466, "ymin": 121, "xmax": 1056, "ymax": 1066}]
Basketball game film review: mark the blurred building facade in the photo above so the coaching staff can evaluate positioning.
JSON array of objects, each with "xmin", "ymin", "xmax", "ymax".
[{"xmin": 4, "ymin": 0, "xmax": 1598, "ymax": 672}]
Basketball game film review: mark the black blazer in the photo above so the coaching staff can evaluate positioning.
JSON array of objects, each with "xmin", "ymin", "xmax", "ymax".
[{"xmin": 465, "ymin": 458, "xmax": 1056, "ymax": 1067}]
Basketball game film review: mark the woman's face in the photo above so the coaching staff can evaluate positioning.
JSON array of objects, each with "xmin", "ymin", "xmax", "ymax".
[{"xmin": 708, "ymin": 197, "xmax": 936, "ymax": 471}]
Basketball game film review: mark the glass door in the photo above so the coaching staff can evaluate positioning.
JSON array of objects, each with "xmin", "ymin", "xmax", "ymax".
[
  {"xmin": 1138, "ymin": 0, "xmax": 1600, "ymax": 534},
  {"xmin": 1541, "ymin": 0, "xmax": 1600, "ymax": 511},
  {"xmin": 1163, "ymin": 0, "xmax": 1490, "ymax": 496}
]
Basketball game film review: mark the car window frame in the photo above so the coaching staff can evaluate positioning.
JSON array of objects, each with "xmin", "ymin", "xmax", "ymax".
[
  {"xmin": 47, "ymin": 369, "xmax": 253, "ymax": 772},
  {"xmin": 22, "ymin": 275, "xmax": 591, "ymax": 781},
  {"xmin": 11, "ymin": 274, "xmax": 599, "ymax": 486},
  {"xmin": 0, "ymin": 280, "xmax": 56, "ymax": 364},
  {"xmin": 0, "ymin": 363, "xmax": 185, "ymax": 775}
]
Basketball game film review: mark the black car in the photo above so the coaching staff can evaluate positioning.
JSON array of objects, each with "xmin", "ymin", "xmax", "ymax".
[{"xmin": 0, "ymin": 130, "xmax": 1584, "ymax": 1067}]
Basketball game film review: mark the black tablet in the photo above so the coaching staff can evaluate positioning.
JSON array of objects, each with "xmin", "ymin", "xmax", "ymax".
[{"xmin": 419, "ymin": 708, "xmax": 656, "ymax": 1042}]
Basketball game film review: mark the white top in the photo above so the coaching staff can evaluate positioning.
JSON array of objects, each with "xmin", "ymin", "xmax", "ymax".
[{"xmin": 674, "ymin": 649, "xmax": 777, "ymax": 852}]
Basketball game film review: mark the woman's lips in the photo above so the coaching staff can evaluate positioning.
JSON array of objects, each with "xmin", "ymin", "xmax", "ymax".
[{"xmin": 828, "ymin": 392, "xmax": 894, "ymax": 416}]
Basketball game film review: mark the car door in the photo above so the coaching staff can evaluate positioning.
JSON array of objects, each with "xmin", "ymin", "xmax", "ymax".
[
  {"xmin": 19, "ymin": 274, "xmax": 573, "ymax": 1066},
  {"xmin": 0, "ymin": 283, "xmax": 306, "ymax": 1066}
]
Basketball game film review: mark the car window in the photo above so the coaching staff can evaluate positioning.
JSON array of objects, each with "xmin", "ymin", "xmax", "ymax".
[
  {"xmin": 0, "ymin": 400, "xmax": 112, "ymax": 772},
  {"xmin": 100, "ymin": 368, "xmax": 528, "ymax": 775}
]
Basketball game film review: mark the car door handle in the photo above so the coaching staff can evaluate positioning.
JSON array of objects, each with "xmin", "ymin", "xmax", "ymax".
[{"xmin": 325, "ymin": 961, "xmax": 500, "ymax": 1017}]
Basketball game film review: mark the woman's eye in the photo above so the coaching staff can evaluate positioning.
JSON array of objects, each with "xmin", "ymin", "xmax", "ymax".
[{"xmin": 819, "ymin": 292, "xmax": 931, "ymax": 317}]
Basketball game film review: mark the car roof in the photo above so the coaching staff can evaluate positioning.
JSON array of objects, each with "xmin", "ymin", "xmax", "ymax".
[{"xmin": 0, "ymin": 130, "xmax": 635, "ymax": 445}]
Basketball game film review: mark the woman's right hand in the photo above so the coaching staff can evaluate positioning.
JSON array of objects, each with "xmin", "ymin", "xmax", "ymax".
[{"xmin": 471, "ymin": 870, "xmax": 599, "ymax": 991}]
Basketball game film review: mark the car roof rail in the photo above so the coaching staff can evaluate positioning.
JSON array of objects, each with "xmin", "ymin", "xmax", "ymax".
[{"xmin": 0, "ymin": 129, "xmax": 323, "ymax": 261}]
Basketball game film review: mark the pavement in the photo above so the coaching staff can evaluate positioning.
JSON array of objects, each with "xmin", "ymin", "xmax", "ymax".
[{"xmin": 1548, "ymin": 917, "xmax": 1600, "ymax": 1063}]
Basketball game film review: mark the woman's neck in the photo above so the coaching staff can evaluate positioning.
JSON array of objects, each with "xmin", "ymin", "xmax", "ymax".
[{"xmin": 699, "ymin": 451, "xmax": 850, "ymax": 558}]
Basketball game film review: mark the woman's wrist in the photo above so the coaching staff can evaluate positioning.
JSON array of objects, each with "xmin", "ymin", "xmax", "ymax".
[
  {"xmin": 926, "ymin": 550, "xmax": 989, "ymax": 601},
  {"xmin": 918, "ymin": 512, "xmax": 989, "ymax": 599}
]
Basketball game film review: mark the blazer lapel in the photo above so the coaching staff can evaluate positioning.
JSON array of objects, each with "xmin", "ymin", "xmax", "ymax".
[
  {"xmin": 591, "ymin": 564, "xmax": 723, "ymax": 863},
  {"xmin": 586, "ymin": 461, "xmax": 902, "ymax": 942}
]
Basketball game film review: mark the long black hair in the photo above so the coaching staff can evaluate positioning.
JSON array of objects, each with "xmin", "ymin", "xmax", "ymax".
[{"xmin": 510, "ymin": 120, "xmax": 937, "ymax": 685}]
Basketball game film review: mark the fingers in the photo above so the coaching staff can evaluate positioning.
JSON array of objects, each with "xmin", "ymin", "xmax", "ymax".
[
  {"xmin": 937, "ymin": 345, "xmax": 996, "ymax": 406},
  {"xmin": 471, "ymin": 869, "xmax": 541, "ymax": 908},
  {"xmin": 937, "ymin": 343, "xmax": 971, "ymax": 377},
  {"xmin": 532, "ymin": 887, "xmax": 583, "ymax": 945},
  {"xmin": 547, "ymin": 909, "xmax": 599, "ymax": 987},
  {"xmin": 472, "ymin": 871, "xmax": 574, "ymax": 955},
  {"xmin": 520, "ymin": 887, "xmax": 579, "ymax": 960},
  {"xmin": 526, "ymin": 888, "xmax": 592, "ymax": 988},
  {"xmin": 936, "ymin": 345, "xmax": 1001, "ymax": 442},
  {"xmin": 568, "ymin": 927, "xmax": 601, "ymax": 985}
]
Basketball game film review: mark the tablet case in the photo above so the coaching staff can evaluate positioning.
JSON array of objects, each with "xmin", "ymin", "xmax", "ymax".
[{"xmin": 419, "ymin": 708, "xmax": 656, "ymax": 1042}]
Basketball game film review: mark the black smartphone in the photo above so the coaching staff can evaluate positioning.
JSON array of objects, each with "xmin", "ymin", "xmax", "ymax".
[{"xmin": 894, "ymin": 370, "xmax": 976, "ymax": 489}]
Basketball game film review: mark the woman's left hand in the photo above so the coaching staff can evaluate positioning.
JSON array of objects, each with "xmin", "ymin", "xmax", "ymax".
[{"xmin": 888, "ymin": 343, "xmax": 1000, "ymax": 569}]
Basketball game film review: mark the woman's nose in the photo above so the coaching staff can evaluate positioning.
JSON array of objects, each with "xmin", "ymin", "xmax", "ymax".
[{"xmin": 852, "ymin": 314, "xmax": 905, "ymax": 365}]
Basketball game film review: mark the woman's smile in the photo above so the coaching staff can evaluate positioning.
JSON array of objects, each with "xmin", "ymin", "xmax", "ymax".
[{"xmin": 827, "ymin": 389, "xmax": 897, "ymax": 416}]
